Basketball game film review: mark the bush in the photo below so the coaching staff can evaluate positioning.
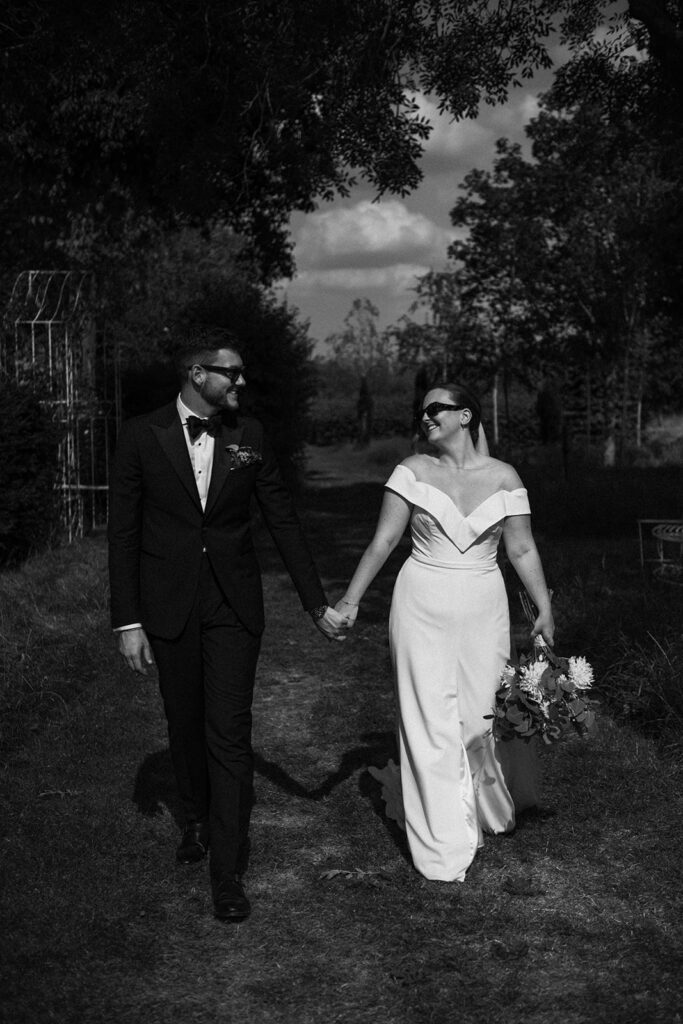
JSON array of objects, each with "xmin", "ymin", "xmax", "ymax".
[
  {"xmin": 169, "ymin": 283, "xmax": 315, "ymax": 486},
  {"xmin": 602, "ymin": 633, "xmax": 683, "ymax": 750},
  {"xmin": 0, "ymin": 376, "xmax": 61, "ymax": 567},
  {"xmin": 307, "ymin": 378, "xmax": 414, "ymax": 445}
]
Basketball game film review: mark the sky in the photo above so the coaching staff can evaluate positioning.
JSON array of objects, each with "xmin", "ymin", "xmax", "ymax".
[{"xmin": 279, "ymin": 54, "xmax": 565, "ymax": 350}]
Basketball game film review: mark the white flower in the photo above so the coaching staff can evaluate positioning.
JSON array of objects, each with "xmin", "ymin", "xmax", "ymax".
[
  {"xmin": 519, "ymin": 660, "xmax": 545, "ymax": 700},
  {"xmin": 500, "ymin": 664, "xmax": 517, "ymax": 688},
  {"xmin": 568, "ymin": 656, "xmax": 594, "ymax": 690}
]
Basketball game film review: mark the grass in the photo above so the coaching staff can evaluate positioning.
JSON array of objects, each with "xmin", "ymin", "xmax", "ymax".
[{"xmin": 1, "ymin": 441, "xmax": 683, "ymax": 1023}]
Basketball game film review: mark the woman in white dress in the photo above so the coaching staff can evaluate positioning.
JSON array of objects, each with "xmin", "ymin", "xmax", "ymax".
[{"xmin": 336, "ymin": 382, "xmax": 554, "ymax": 882}]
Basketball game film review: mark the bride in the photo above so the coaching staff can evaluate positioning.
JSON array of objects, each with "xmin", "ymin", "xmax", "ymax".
[{"xmin": 336, "ymin": 381, "xmax": 554, "ymax": 882}]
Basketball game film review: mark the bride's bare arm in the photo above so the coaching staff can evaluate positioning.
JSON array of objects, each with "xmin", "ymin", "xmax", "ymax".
[
  {"xmin": 336, "ymin": 490, "xmax": 411, "ymax": 624},
  {"xmin": 503, "ymin": 515, "xmax": 555, "ymax": 645}
]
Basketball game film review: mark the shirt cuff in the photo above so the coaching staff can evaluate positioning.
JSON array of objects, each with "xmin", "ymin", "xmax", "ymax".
[{"xmin": 113, "ymin": 623, "xmax": 143, "ymax": 632}]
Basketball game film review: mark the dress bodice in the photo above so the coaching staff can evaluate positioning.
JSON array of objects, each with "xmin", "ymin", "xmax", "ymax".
[{"xmin": 385, "ymin": 464, "xmax": 530, "ymax": 568}]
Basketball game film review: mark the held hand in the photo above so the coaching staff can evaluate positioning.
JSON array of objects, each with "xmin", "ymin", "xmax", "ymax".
[
  {"xmin": 117, "ymin": 627, "xmax": 155, "ymax": 674},
  {"xmin": 334, "ymin": 597, "xmax": 358, "ymax": 628},
  {"xmin": 314, "ymin": 605, "xmax": 349, "ymax": 642},
  {"xmin": 531, "ymin": 611, "xmax": 555, "ymax": 649}
]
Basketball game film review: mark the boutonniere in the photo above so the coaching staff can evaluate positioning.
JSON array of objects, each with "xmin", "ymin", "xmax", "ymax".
[{"xmin": 225, "ymin": 444, "xmax": 263, "ymax": 471}]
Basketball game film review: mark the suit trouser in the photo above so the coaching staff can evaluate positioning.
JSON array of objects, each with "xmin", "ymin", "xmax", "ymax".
[{"xmin": 149, "ymin": 555, "xmax": 261, "ymax": 892}]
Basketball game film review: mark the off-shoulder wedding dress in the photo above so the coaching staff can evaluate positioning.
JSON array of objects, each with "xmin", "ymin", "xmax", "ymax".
[{"xmin": 373, "ymin": 464, "xmax": 538, "ymax": 882}]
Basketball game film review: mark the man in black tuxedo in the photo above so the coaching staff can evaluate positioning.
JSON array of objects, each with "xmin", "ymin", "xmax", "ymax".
[{"xmin": 108, "ymin": 329, "xmax": 346, "ymax": 922}]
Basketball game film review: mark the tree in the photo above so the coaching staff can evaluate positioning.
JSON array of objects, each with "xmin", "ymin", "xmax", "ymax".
[
  {"xmin": 104, "ymin": 220, "xmax": 316, "ymax": 474},
  {"xmin": 2, "ymin": 0, "xmax": 629, "ymax": 285},
  {"xmin": 395, "ymin": 16, "xmax": 683, "ymax": 459},
  {"xmin": 325, "ymin": 299, "xmax": 394, "ymax": 379},
  {"xmin": 0, "ymin": 377, "xmax": 61, "ymax": 566}
]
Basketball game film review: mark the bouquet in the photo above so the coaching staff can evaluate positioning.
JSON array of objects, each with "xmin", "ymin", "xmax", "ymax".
[{"xmin": 485, "ymin": 593, "xmax": 597, "ymax": 745}]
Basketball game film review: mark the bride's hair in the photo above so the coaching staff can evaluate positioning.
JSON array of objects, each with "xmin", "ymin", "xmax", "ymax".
[{"xmin": 432, "ymin": 381, "xmax": 482, "ymax": 447}]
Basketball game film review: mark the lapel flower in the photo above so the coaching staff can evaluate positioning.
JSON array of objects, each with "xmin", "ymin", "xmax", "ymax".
[{"xmin": 225, "ymin": 444, "xmax": 263, "ymax": 471}]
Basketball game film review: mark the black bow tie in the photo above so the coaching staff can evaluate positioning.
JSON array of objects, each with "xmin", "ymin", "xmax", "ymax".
[{"xmin": 186, "ymin": 413, "xmax": 223, "ymax": 442}]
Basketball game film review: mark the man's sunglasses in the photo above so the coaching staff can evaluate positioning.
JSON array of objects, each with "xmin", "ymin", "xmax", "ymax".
[
  {"xmin": 187, "ymin": 364, "xmax": 246, "ymax": 383},
  {"xmin": 422, "ymin": 402, "xmax": 465, "ymax": 419}
]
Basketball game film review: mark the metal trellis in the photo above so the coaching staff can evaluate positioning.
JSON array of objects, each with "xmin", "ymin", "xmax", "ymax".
[{"xmin": 1, "ymin": 270, "xmax": 120, "ymax": 540}]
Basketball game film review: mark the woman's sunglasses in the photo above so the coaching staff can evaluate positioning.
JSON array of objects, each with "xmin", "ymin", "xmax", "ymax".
[{"xmin": 422, "ymin": 402, "xmax": 464, "ymax": 419}]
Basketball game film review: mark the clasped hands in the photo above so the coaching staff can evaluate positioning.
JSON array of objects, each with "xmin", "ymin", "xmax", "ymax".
[
  {"xmin": 312, "ymin": 598, "xmax": 359, "ymax": 642},
  {"xmin": 118, "ymin": 603, "xmax": 361, "ymax": 668}
]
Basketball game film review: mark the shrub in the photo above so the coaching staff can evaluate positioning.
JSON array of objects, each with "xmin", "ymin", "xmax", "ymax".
[
  {"xmin": 601, "ymin": 633, "xmax": 683, "ymax": 751},
  {"xmin": 172, "ymin": 283, "xmax": 316, "ymax": 486},
  {"xmin": 307, "ymin": 383, "xmax": 413, "ymax": 445},
  {"xmin": 0, "ymin": 376, "xmax": 61, "ymax": 566}
]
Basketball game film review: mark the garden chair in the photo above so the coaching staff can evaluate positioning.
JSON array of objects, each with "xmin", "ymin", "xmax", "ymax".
[{"xmin": 637, "ymin": 518, "xmax": 683, "ymax": 585}]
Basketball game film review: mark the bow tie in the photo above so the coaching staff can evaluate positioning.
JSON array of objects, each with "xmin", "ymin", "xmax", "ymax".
[{"xmin": 186, "ymin": 413, "xmax": 223, "ymax": 442}]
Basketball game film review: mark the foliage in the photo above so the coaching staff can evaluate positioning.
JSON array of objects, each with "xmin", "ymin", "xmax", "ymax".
[
  {"xmin": 1, "ymin": 0, "xmax": 635, "ymax": 284},
  {"xmin": 395, "ymin": 19, "xmax": 683, "ymax": 458},
  {"xmin": 169, "ymin": 283, "xmax": 317, "ymax": 477},
  {"xmin": 0, "ymin": 375, "xmax": 61, "ymax": 566},
  {"xmin": 309, "ymin": 354, "xmax": 413, "ymax": 444},
  {"xmin": 393, "ymin": 269, "xmax": 501, "ymax": 392},
  {"xmin": 325, "ymin": 298, "xmax": 396, "ymax": 382},
  {"xmin": 108, "ymin": 222, "xmax": 250, "ymax": 363},
  {"xmin": 602, "ymin": 632, "xmax": 683, "ymax": 745},
  {"xmin": 106, "ymin": 222, "xmax": 315, "ymax": 474}
]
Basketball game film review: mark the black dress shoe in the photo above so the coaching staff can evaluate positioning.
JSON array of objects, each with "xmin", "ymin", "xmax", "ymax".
[
  {"xmin": 214, "ymin": 878, "xmax": 251, "ymax": 922},
  {"xmin": 176, "ymin": 822, "xmax": 209, "ymax": 865}
]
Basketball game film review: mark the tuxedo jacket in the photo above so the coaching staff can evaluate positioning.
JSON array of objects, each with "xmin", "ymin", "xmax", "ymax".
[{"xmin": 107, "ymin": 401, "xmax": 326, "ymax": 638}]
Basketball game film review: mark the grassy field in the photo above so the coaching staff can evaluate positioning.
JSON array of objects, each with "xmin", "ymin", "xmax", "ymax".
[{"xmin": 1, "ymin": 441, "xmax": 682, "ymax": 1024}]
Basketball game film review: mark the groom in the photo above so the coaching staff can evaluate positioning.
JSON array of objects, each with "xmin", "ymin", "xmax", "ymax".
[{"xmin": 108, "ymin": 327, "xmax": 346, "ymax": 922}]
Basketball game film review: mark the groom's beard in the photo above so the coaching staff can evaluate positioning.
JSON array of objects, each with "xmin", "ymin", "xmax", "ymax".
[{"xmin": 199, "ymin": 379, "xmax": 243, "ymax": 414}]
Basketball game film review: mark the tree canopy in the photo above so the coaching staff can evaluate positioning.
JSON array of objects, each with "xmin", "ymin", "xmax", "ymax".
[
  {"xmin": 2, "ymin": 0, "xmax": 638, "ymax": 284},
  {"xmin": 395, "ymin": 17, "xmax": 683, "ymax": 458}
]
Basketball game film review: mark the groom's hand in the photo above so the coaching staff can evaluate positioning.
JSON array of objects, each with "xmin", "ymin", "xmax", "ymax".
[
  {"xmin": 313, "ymin": 606, "xmax": 349, "ymax": 642},
  {"xmin": 117, "ymin": 627, "xmax": 156, "ymax": 674}
]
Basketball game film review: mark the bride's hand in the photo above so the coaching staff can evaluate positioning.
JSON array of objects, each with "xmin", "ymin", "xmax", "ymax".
[
  {"xmin": 335, "ymin": 597, "xmax": 359, "ymax": 628},
  {"xmin": 531, "ymin": 611, "xmax": 554, "ymax": 648}
]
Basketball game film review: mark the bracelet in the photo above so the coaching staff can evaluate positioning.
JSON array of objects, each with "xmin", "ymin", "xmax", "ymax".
[{"xmin": 340, "ymin": 599, "xmax": 359, "ymax": 607}]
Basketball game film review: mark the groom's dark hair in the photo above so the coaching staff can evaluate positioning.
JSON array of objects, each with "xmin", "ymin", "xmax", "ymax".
[
  {"xmin": 172, "ymin": 325, "xmax": 243, "ymax": 382},
  {"xmin": 433, "ymin": 381, "xmax": 482, "ymax": 447}
]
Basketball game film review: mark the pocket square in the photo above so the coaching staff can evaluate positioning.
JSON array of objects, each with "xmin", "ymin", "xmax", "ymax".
[{"xmin": 225, "ymin": 444, "xmax": 263, "ymax": 470}]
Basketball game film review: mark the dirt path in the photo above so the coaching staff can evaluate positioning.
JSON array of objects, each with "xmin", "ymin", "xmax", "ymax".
[{"xmin": 1, "ymin": 475, "xmax": 682, "ymax": 1024}]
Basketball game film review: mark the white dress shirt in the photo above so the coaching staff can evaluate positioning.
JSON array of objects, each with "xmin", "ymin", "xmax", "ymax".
[{"xmin": 177, "ymin": 394, "xmax": 215, "ymax": 510}]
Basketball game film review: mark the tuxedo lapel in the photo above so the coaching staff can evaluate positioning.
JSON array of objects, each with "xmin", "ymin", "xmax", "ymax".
[
  {"xmin": 205, "ymin": 420, "xmax": 246, "ymax": 517},
  {"xmin": 150, "ymin": 405, "xmax": 203, "ymax": 512}
]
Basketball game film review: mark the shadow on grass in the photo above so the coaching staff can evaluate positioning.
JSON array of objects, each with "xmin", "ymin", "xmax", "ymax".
[
  {"xmin": 131, "ymin": 731, "xmax": 411, "ymax": 862},
  {"xmin": 132, "ymin": 749, "xmax": 185, "ymax": 826}
]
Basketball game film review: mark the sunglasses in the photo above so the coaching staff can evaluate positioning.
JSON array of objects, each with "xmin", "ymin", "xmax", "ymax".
[
  {"xmin": 422, "ymin": 402, "xmax": 464, "ymax": 419},
  {"xmin": 188, "ymin": 364, "xmax": 246, "ymax": 383}
]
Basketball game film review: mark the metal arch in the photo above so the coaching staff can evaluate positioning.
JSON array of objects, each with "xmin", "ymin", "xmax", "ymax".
[{"xmin": 1, "ymin": 269, "xmax": 120, "ymax": 542}]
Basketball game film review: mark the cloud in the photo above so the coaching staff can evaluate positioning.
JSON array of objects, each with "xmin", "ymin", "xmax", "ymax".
[
  {"xmin": 416, "ymin": 90, "xmax": 541, "ymax": 175},
  {"xmin": 294, "ymin": 199, "xmax": 456, "ymax": 270}
]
